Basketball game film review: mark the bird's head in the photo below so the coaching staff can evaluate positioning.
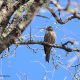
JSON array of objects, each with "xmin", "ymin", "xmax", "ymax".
[{"xmin": 46, "ymin": 26, "xmax": 53, "ymax": 31}]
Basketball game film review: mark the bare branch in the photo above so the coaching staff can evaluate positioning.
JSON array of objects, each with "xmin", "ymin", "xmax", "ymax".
[
  {"xmin": 47, "ymin": 7, "xmax": 75, "ymax": 24},
  {"xmin": 15, "ymin": 41, "xmax": 80, "ymax": 52},
  {"xmin": 47, "ymin": 0, "xmax": 80, "ymax": 24},
  {"xmin": 50, "ymin": 0, "xmax": 70, "ymax": 11}
]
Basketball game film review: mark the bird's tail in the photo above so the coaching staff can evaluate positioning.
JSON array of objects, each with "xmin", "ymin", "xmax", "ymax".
[{"xmin": 45, "ymin": 54, "xmax": 50, "ymax": 63}]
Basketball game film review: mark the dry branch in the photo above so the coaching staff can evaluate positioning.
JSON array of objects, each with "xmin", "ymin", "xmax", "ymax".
[
  {"xmin": 47, "ymin": 0, "xmax": 80, "ymax": 24},
  {"xmin": 15, "ymin": 41, "xmax": 80, "ymax": 52}
]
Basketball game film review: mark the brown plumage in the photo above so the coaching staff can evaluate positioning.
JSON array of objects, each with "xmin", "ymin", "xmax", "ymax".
[{"xmin": 44, "ymin": 26, "xmax": 56, "ymax": 63}]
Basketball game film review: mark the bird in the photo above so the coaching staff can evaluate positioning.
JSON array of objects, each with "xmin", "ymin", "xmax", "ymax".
[{"xmin": 44, "ymin": 26, "xmax": 56, "ymax": 63}]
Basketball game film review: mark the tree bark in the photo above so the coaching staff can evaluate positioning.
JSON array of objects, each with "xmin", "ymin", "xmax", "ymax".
[{"xmin": 0, "ymin": 0, "xmax": 44, "ymax": 53}]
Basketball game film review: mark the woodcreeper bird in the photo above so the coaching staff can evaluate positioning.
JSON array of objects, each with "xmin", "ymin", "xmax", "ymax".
[{"xmin": 44, "ymin": 26, "xmax": 56, "ymax": 63}]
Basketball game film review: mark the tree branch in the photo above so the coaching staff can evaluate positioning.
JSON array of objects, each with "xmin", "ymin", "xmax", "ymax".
[
  {"xmin": 15, "ymin": 41, "xmax": 80, "ymax": 52},
  {"xmin": 47, "ymin": 7, "xmax": 76, "ymax": 24},
  {"xmin": 47, "ymin": 0, "xmax": 80, "ymax": 24},
  {"xmin": 0, "ymin": 0, "xmax": 44, "ymax": 53}
]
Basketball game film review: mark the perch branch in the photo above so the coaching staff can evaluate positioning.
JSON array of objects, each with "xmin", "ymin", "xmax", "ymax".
[{"xmin": 15, "ymin": 41, "xmax": 80, "ymax": 52}]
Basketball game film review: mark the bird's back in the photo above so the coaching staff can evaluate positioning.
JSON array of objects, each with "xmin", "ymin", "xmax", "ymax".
[
  {"xmin": 44, "ymin": 31, "xmax": 56, "ymax": 44},
  {"xmin": 44, "ymin": 30, "xmax": 56, "ymax": 62}
]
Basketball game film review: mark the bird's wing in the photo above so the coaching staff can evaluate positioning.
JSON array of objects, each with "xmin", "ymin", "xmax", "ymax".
[
  {"xmin": 44, "ymin": 32, "xmax": 52, "ymax": 54},
  {"xmin": 44, "ymin": 32, "xmax": 51, "ymax": 42},
  {"xmin": 50, "ymin": 31, "xmax": 56, "ymax": 44},
  {"xmin": 44, "ymin": 31, "xmax": 56, "ymax": 62}
]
